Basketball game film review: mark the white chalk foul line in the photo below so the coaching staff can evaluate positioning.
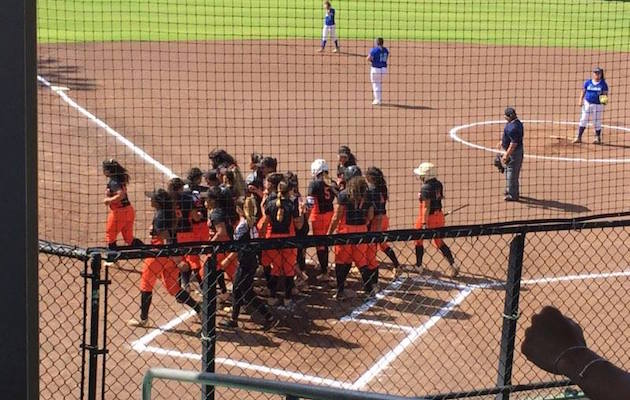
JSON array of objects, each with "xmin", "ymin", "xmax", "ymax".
[
  {"xmin": 523, "ymin": 269, "xmax": 630, "ymax": 286},
  {"xmin": 135, "ymin": 345, "xmax": 353, "ymax": 389},
  {"xmin": 40, "ymin": 73, "xmax": 348, "ymax": 389},
  {"xmin": 37, "ymin": 75, "xmax": 177, "ymax": 178},
  {"xmin": 131, "ymin": 309, "xmax": 198, "ymax": 349},
  {"xmin": 449, "ymin": 119, "xmax": 630, "ymax": 163},
  {"xmin": 351, "ymin": 287, "xmax": 474, "ymax": 390}
]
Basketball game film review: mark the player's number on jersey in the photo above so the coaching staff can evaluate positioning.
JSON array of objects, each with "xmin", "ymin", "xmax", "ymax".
[{"xmin": 379, "ymin": 53, "xmax": 388, "ymax": 63}]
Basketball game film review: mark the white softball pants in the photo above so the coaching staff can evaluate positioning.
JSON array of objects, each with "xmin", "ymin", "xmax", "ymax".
[
  {"xmin": 370, "ymin": 67, "xmax": 387, "ymax": 102},
  {"xmin": 579, "ymin": 101, "xmax": 604, "ymax": 130},
  {"xmin": 322, "ymin": 25, "xmax": 337, "ymax": 41}
]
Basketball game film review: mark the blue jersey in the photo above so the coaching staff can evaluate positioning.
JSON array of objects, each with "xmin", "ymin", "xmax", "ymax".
[
  {"xmin": 370, "ymin": 47, "xmax": 389, "ymax": 68},
  {"xmin": 583, "ymin": 79, "xmax": 608, "ymax": 104},
  {"xmin": 325, "ymin": 8, "xmax": 335, "ymax": 26},
  {"xmin": 502, "ymin": 119, "xmax": 524, "ymax": 151}
]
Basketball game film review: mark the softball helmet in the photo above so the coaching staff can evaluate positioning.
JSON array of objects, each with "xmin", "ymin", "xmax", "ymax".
[{"xmin": 311, "ymin": 159, "xmax": 329, "ymax": 177}]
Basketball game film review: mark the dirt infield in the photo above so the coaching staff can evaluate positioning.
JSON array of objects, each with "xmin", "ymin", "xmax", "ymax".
[
  {"xmin": 37, "ymin": 40, "xmax": 630, "ymax": 247},
  {"xmin": 36, "ymin": 40, "xmax": 630, "ymax": 399}
]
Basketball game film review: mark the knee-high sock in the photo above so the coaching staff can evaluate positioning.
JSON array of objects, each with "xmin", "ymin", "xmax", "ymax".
[
  {"xmin": 335, "ymin": 264, "xmax": 351, "ymax": 293},
  {"xmin": 415, "ymin": 246, "xmax": 424, "ymax": 267},
  {"xmin": 577, "ymin": 126, "xmax": 586, "ymax": 139},
  {"xmin": 317, "ymin": 248, "xmax": 329, "ymax": 274},
  {"xmin": 180, "ymin": 269, "xmax": 192, "ymax": 289},
  {"xmin": 360, "ymin": 267, "xmax": 373, "ymax": 292},
  {"xmin": 285, "ymin": 276, "xmax": 294, "ymax": 300},
  {"xmin": 217, "ymin": 272, "xmax": 227, "ymax": 294},
  {"xmin": 383, "ymin": 247, "xmax": 399, "ymax": 268},
  {"xmin": 175, "ymin": 289, "xmax": 201, "ymax": 313},
  {"xmin": 140, "ymin": 291, "xmax": 152, "ymax": 321},
  {"xmin": 269, "ymin": 276, "xmax": 278, "ymax": 298},
  {"xmin": 439, "ymin": 244, "xmax": 455, "ymax": 265}
]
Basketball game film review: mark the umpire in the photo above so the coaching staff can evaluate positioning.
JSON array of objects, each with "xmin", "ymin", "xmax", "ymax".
[{"xmin": 498, "ymin": 107, "xmax": 524, "ymax": 201}]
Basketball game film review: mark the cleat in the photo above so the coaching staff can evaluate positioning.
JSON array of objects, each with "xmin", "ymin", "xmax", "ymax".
[
  {"xmin": 372, "ymin": 99, "xmax": 381, "ymax": 105},
  {"xmin": 127, "ymin": 318, "xmax": 148, "ymax": 328},
  {"xmin": 449, "ymin": 262, "xmax": 460, "ymax": 278},
  {"xmin": 317, "ymin": 48, "xmax": 324, "ymax": 53},
  {"xmin": 219, "ymin": 319, "xmax": 238, "ymax": 329},
  {"xmin": 572, "ymin": 138, "xmax": 582, "ymax": 144},
  {"xmin": 333, "ymin": 48, "xmax": 339, "ymax": 53},
  {"xmin": 262, "ymin": 316, "xmax": 279, "ymax": 331},
  {"xmin": 504, "ymin": 195, "xmax": 519, "ymax": 202},
  {"xmin": 593, "ymin": 137, "xmax": 602, "ymax": 144}
]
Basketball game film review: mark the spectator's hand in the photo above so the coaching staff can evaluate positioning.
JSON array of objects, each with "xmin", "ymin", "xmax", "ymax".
[{"xmin": 521, "ymin": 306, "xmax": 587, "ymax": 374}]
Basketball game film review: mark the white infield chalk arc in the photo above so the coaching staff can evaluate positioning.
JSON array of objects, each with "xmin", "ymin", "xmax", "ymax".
[{"xmin": 449, "ymin": 119, "xmax": 630, "ymax": 163}]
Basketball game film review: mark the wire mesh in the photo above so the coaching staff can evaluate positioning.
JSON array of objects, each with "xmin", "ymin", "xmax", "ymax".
[{"xmin": 35, "ymin": 224, "xmax": 628, "ymax": 399}]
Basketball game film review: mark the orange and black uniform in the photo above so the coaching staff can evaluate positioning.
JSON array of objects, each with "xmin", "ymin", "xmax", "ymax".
[
  {"xmin": 414, "ymin": 178, "xmax": 455, "ymax": 267},
  {"xmin": 366, "ymin": 185, "xmax": 399, "ymax": 269},
  {"xmin": 209, "ymin": 205, "xmax": 237, "ymax": 280},
  {"xmin": 105, "ymin": 177, "xmax": 135, "ymax": 247},
  {"xmin": 189, "ymin": 184, "xmax": 210, "ymax": 242},
  {"xmin": 264, "ymin": 196, "xmax": 300, "ymax": 300},
  {"xmin": 137, "ymin": 208, "xmax": 200, "ymax": 322},
  {"xmin": 308, "ymin": 177, "xmax": 336, "ymax": 274},
  {"xmin": 334, "ymin": 189, "xmax": 375, "ymax": 293}
]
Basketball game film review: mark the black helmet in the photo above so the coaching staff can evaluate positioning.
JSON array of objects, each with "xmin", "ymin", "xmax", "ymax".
[{"xmin": 344, "ymin": 165, "xmax": 362, "ymax": 182}]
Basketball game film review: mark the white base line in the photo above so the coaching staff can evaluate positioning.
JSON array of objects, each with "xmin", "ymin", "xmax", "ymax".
[
  {"xmin": 37, "ymin": 75, "xmax": 177, "ymax": 178},
  {"xmin": 523, "ymin": 269, "xmax": 630, "ymax": 286},
  {"xmin": 351, "ymin": 287, "xmax": 474, "ymax": 390},
  {"xmin": 131, "ymin": 309, "xmax": 197, "ymax": 349},
  {"xmin": 134, "ymin": 344, "xmax": 353, "ymax": 389},
  {"xmin": 351, "ymin": 318, "xmax": 414, "ymax": 333}
]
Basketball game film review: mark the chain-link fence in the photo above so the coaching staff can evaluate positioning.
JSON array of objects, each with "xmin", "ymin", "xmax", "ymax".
[{"xmin": 40, "ymin": 219, "xmax": 630, "ymax": 399}]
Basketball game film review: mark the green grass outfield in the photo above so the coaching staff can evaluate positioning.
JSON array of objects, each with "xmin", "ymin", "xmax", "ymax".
[{"xmin": 38, "ymin": 0, "xmax": 630, "ymax": 50}]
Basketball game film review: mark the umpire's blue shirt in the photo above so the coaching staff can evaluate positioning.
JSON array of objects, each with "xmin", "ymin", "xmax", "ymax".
[{"xmin": 502, "ymin": 119, "xmax": 524, "ymax": 151}]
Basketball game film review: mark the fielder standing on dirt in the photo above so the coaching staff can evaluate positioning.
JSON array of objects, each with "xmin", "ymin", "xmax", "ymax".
[
  {"xmin": 367, "ymin": 38, "xmax": 389, "ymax": 105},
  {"xmin": 498, "ymin": 107, "xmax": 524, "ymax": 202},
  {"xmin": 318, "ymin": 1, "xmax": 339, "ymax": 53},
  {"xmin": 574, "ymin": 67, "xmax": 608, "ymax": 144}
]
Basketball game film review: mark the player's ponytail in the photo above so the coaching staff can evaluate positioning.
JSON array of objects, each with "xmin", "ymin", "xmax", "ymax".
[
  {"xmin": 103, "ymin": 159, "xmax": 130, "ymax": 184},
  {"xmin": 366, "ymin": 166, "xmax": 388, "ymax": 201},
  {"xmin": 347, "ymin": 176, "xmax": 368, "ymax": 207},
  {"xmin": 276, "ymin": 181, "xmax": 290, "ymax": 222}
]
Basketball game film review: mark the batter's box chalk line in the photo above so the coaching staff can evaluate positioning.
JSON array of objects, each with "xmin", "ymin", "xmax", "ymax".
[
  {"xmin": 128, "ymin": 268, "xmax": 630, "ymax": 389},
  {"xmin": 450, "ymin": 119, "xmax": 630, "ymax": 163}
]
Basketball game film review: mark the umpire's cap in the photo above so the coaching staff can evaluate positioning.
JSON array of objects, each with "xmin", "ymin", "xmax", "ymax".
[{"xmin": 504, "ymin": 107, "xmax": 517, "ymax": 119}]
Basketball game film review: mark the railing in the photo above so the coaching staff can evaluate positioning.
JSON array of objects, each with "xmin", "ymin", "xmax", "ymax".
[{"xmin": 141, "ymin": 368, "xmax": 587, "ymax": 400}]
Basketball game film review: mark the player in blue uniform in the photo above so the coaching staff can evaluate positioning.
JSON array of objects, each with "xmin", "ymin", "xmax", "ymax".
[
  {"xmin": 318, "ymin": 1, "xmax": 339, "ymax": 53},
  {"xmin": 367, "ymin": 38, "xmax": 389, "ymax": 105},
  {"xmin": 574, "ymin": 67, "xmax": 609, "ymax": 144}
]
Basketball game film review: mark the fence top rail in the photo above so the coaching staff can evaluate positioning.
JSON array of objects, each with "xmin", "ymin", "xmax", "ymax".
[
  {"xmin": 142, "ymin": 368, "xmax": 575, "ymax": 400},
  {"xmin": 38, "ymin": 239, "xmax": 89, "ymax": 260},
  {"xmin": 90, "ymin": 213, "xmax": 630, "ymax": 261},
  {"xmin": 142, "ymin": 368, "xmax": 415, "ymax": 400}
]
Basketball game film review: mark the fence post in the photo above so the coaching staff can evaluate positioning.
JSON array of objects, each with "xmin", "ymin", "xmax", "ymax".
[
  {"xmin": 495, "ymin": 233, "xmax": 526, "ymax": 400},
  {"xmin": 202, "ymin": 252, "xmax": 218, "ymax": 400},
  {"xmin": 85, "ymin": 253, "xmax": 103, "ymax": 400}
]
